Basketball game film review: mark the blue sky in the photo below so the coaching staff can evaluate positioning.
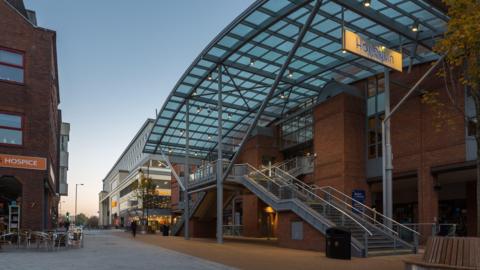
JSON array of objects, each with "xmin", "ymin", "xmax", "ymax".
[{"xmin": 24, "ymin": 0, "xmax": 254, "ymax": 216}]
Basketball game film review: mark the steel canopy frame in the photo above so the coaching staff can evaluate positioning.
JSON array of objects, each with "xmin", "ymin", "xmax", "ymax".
[
  {"xmin": 222, "ymin": 0, "xmax": 324, "ymax": 183},
  {"xmin": 143, "ymin": 0, "xmax": 449, "ymax": 240}
]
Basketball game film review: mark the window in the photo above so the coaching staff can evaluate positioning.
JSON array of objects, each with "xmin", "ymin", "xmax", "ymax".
[
  {"xmin": 0, "ymin": 48, "xmax": 24, "ymax": 83},
  {"xmin": 468, "ymin": 119, "xmax": 477, "ymax": 137},
  {"xmin": 281, "ymin": 111, "xmax": 313, "ymax": 149},
  {"xmin": 366, "ymin": 76, "xmax": 386, "ymax": 159},
  {"xmin": 0, "ymin": 113, "xmax": 23, "ymax": 146}
]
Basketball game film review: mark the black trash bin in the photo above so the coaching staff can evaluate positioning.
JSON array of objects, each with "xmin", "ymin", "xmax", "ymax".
[
  {"xmin": 325, "ymin": 227, "xmax": 351, "ymax": 260},
  {"xmin": 162, "ymin": 225, "xmax": 169, "ymax": 236}
]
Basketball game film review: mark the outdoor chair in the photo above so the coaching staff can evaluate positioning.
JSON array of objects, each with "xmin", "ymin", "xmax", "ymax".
[
  {"xmin": 19, "ymin": 230, "xmax": 32, "ymax": 248},
  {"xmin": 54, "ymin": 232, "xmax": 69, "ymax": 250},
  {"xmin": 0, "ymin": 232, "xmax": 12, "ymax": 249},
  {"xmin": 31, "ymin": 231, "xmax": 54, "ymax": 250}
]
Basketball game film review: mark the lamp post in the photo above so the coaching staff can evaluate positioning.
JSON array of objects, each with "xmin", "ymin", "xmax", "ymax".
[
  {"xmin": 59, "ymin": 200, "xmax": 66, "ymax": 216},
  {"xmin": 75, "ymin": 183, "xmax": 84, "ymax": 226}
]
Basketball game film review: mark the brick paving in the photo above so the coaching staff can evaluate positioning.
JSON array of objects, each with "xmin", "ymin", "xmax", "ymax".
[
  {"xmin": 0, "ymin": 230, "xmax": 233, "ymax": 270},
  {"xmin": 116, "ymin": 232, "xmax": 423, "ymax": 270}
]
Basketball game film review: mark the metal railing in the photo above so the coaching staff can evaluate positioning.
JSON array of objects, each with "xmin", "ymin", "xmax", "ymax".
[
  {"xmin": 223, "ymin": 225, "xmax": 244, "ymax": 236},
  {"xmin": 188, "ymin": 159, "xmax": 230, "ymax": 186},
  {"xmin": 314, "ymin": 186, "xmax": 420, "ymax": 237},
  {"xmin": 269, "ymin": 166, "xmax": 418, "ymax": 253},
  {"xmin": 171, "ymin": 192, "xmax": 207, "ymax": 236},
  {"xmin": 259, "ymin": 156, "xmax": 314, "ymax": 177},
  {"xmin": 392, "ymin": 223, "xmax": 458, "ymax": 242},
  {"xmin": 276, "ymin": 156, "xmax": 314, "ymax": 176},
  {"xmin": 236, "ymin": 163, "xmax": 373, "ymax": 238}
]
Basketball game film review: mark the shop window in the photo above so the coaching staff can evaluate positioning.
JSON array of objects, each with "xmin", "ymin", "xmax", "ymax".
[
  {"xmin": 0, "ymin": 113, "xmax": 23, "ymax": 146},
  {"xmin": 0, "ymin": 48, "xmax": 24, "ymax": 84}
]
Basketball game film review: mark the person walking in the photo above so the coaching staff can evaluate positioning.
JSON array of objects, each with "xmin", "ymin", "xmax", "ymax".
[{"xmin": 131, "ymin": 220, "xmax": 137, "ymax": 238}]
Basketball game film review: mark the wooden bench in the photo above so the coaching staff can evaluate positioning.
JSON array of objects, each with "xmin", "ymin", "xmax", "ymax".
[{"xmin": 405, "ymin": 237, "xmax": 480, "ymax": 270}]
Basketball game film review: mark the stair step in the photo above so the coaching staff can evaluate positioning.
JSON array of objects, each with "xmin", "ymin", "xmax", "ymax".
[{"xmin": 367, "ymin": 249, "xmax": 413, "ymax": 256}]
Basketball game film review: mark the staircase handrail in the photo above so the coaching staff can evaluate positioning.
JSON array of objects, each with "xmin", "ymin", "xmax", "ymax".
[
  {"xmin": 312, "ymin": 186, "xmax": 399, "ymax": 236},
  {"xmin": 314, "ymin": 186, "xmax": 420, "ymax": 236},
  {"xmin": 248, "ymin": 164, "xmax": 373, "ymax": 236},
  {"xmin": 241, "ymin": 163, "xmax": 290, "ymax": 188},
  {"xmin": 189, "ymin": 159, "xmax": 230, "ymax": 184}
]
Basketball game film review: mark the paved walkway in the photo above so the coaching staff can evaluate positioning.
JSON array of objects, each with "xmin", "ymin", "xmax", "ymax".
[
  {"xmin": 0, "ymin": 230, "xmax": 233, "ymax": 270},
  {"xmin": 116, "ymin": 232, "xmax": 422, "ymax": 270}
]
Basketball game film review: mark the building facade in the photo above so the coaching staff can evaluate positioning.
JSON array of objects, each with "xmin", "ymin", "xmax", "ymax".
[
  {"xmin": 99, "ymin": 119, "xmax": 172, "ymax": 232},
  {"xmin": 143, "ymin": 0, "xmax": 472, "ymax": 256},
  {"xmin": 167, "ymin": 63, "xmax": 476, "ymax": 248},
  {"xmin": 0, "ymin": 0, "xmax": 68, "ymax": 231}
]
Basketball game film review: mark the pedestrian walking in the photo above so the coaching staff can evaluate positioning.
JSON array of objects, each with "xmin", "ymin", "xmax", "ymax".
[
  {"xmin": 65, "ymin": 219, "xmax": 71, "ymax": 231},
  {"xmin": 131, "ymin": 220, "xmax": 137, "ymax": 238}
]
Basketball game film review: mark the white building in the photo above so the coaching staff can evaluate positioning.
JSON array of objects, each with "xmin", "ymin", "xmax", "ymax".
[
  {"xmin": 98, "ymin": 119, "xmax": 171, "ymax": 229},
  {"xmin": 59, "ymin": 122, "xmax": 70, "ymax": 196}
]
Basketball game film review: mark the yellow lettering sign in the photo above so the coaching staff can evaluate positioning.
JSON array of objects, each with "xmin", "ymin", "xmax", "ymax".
[{"xmin": 343, "ymin": 29, "xmax": 402, "ymax": 72}]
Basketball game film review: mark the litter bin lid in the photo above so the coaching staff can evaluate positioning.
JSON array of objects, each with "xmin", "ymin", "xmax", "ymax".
[{"xmin": 326, "ymin": 227, "xmax": 351, "ymax": 235}]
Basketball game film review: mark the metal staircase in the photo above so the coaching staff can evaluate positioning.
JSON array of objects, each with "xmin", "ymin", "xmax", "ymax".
[
  {"xmin": 170, "ymin": 191, "xmax": 207, "ymax": 236},
  {"xmin": 267, "ymin": 162, "xmax": 419, "ymax": 256},
  {"xmin": 179, "ymin": 157, "xmax": 419, "ymax": 257},
  {"xmin": 231, "ymin": 163, "xmax": 371, "ymax": 257}
]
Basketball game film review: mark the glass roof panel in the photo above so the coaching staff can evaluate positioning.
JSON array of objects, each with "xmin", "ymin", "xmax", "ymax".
[{"xmin": 144, "ymin": 0, "xmax": 448, "ymax": 159}]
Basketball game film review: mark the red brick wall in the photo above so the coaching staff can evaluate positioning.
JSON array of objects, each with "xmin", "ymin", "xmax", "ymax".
[
  {"xmin": 312, "ymin": 93, "xmax": 370, "ymax": 204},
  {"xmin": 237, "ymin": 134, "xmax": 283, "ymax": 237},
  {"xmin": 170, "ymin": 164, "xmax": 182, "ymax": 211},
  {"xmin": 0, "ymin": 1, "xmax": 60, "ymax": 230},
  {"xmin": 389, "ymin": 64, "xmax": 466, "ymax": 231},
  {"xmin": 236, "ymin": 134, "xmax": 283, "ymax": 167},
  {"xmin": 277, "ymin": 211, "xmax": 326, "ymax": 251},
  {"xmin": 179, "ymin": 217, "xmax": 216, "ymax": 238}
]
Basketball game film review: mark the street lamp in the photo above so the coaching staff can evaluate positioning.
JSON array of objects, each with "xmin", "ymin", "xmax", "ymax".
[{"xmin": 75, "ymin": 183, "xmax": 84, "ymax": 226}]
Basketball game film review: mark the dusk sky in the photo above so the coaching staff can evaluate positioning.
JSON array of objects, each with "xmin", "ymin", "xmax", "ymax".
[{"xmin": 23, "ymin": 0, "xmax": 254, "ymax": 216}]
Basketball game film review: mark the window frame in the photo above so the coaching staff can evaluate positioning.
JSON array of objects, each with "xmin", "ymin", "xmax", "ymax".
[
  {"xmin": 0, "ymin": 46, "xmax": 25, "ymax": 85},
  {"xmin": 0, "ymin": 111, "xmax": 24, "ymax": 147},
  {"xmin": 366, "ymin": 75, "xmax": 386, "ymax": 160}
]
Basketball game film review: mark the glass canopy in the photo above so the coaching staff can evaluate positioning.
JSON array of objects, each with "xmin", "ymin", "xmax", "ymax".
[{"xmin": 144, "ymin": 0, "xmax": 448, "ymax": 161}]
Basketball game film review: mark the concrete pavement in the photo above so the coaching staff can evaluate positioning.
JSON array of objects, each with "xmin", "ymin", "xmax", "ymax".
[{"xmin": 0, "ymin": 230, "xmax": 233, "ymax": 270}]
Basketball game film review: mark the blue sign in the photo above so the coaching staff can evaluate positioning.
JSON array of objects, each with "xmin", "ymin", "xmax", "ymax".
[{"xmin": 351, "ymin": 189, "xmax": 365, "ymax": 213}]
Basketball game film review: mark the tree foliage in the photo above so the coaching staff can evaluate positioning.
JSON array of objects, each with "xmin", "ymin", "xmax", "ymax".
[
  {"xmin": 75, "ymin": 213, "xmax": 88, "ymax": 226},
  {"xmin": 134, "ymin": 170, "xmax": 157, "ymax": 221},
  {"xmin": 433, "ymin": 0, "xmax": 480, "ymax": 236},
  {"xmin": 85, "ymin": 216, "xmax": 99, "ymax": 228},
  {"xmin": 435, "ymin": 0, "xmax": 480, "ymax": 91}
]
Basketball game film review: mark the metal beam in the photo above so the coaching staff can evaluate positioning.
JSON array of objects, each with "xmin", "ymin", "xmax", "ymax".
[
  {"xmin": 172, "ymin": 91, "xmax": 280, "ymax": 118},
  {"xmin": 184, "ymin": 100, "xmax": 190, "ymax": 240},
  {"xmin": 332, "ymin": 0, "xmax": 434, "ymax": 50},
  {"xmin": 221, "ymin": 0, "xmax": 324, "ymax": 182},
  {"xmin": 216, "ymin": 65, "xmax": 224, "ymax": 244},
  {"xmin": 158, "ymin": 146, "xmax": 186, "ymax": 191},
  {"xmin": 382, "ymin": 55, "xmax": 445, "ymax": 224}
]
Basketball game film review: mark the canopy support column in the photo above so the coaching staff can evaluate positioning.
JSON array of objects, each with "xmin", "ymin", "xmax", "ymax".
[
  {"xmin": 382, "ymin": 68, "xmax": 393, "ymax": 229},
  {"xmin": 221, "ymin": 0, "xmax": 323, "ymax": 182},
  {"xmin": 158, "ymin": 147, "xmax": 185, "ymax": 191},
  {"xmin": 382, "ymin": 55, "xmax": 446, "ymax": 227},
  {"xmin": 216, "ymin": 65, "xmax": 224, "ymax": 244},
  {"xmin": 184, "ymin": 100, "xmax": 190, "ymax": 240}
]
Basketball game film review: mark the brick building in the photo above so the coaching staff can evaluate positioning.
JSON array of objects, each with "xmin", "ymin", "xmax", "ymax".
[
  {"xmin": 143, "ymin": 0, "xmax": 471, "ymax": 257},
  {"xmin": 0, "ymin": 0, "xmax": 68, "ymax": 232}
]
